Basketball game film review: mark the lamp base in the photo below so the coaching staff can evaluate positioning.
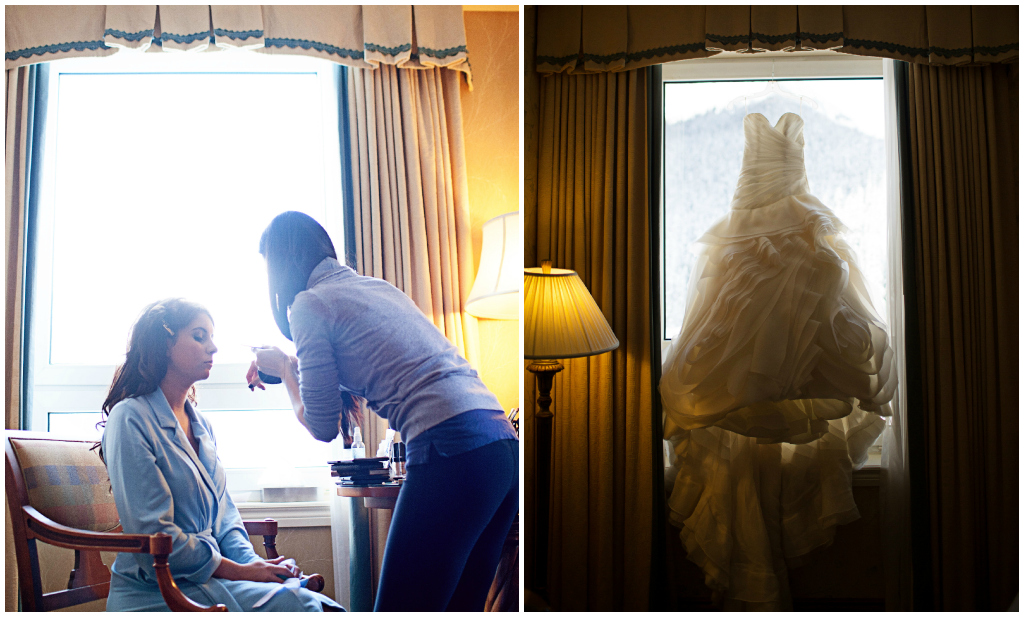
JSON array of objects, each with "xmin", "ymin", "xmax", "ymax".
[
  {"xmin": 527, "ymin": 359, "xmax": 562, "ymax": 601},
  {"xmin": 527, "ymin": 360, "xmax": 563, "ymax": 419}
]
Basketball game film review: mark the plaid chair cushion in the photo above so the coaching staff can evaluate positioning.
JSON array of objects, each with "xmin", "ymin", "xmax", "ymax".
[{"xmin": 11, "ymin": 437, "xmax": 120, "ymax": 532}]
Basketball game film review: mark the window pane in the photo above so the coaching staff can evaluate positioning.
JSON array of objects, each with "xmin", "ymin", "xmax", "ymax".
[
  {"xmin": 663, "ymin": 79, "xmax": 886, "ymax": 339},
  {"xmin": 49, "ymin": 72, "xmax": 330, "ymax": 365},
  {"xmin": 48, "ymin": 411, "xmax": 106, "ymax": 436},
  {"xmin": 203, "ymin": 409, "xmax": 334, "ymax": 469}
]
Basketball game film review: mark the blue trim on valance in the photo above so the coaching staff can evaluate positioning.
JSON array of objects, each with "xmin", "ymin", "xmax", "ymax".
[
  {"xmin": 6, "ymin": 40, "xmax": 109, "ymax": 61},
  {"xmin": 800, "ymin": 32, "xmax": 843, "ymax": 45},
  {"xmin": 536, "ymin": 53, "xmax": 578, "ymax": 67},
  {"xmin": 973, "ymin": 42, "xmax": 1019, "ymax": 56},
  {"xmin": 264, "ymin": 37, "xmax": 364, "ymax": 60},
  {"xmin": 159, "ymin": 30, "xmax": 213, "ymax": 45},
  {"xmin": 104, "ymin": 28, "xmax": 155, "ymax": 42},
  {"xmin": 752, "ymin": 32, "xmax": 797, "ymax": 45},
  {"xmin": 364, "ymin": 42, "xmax": 413, "ymax": 57},
  {"xmin": 844, "ymin": 38, "xmax": 930, "ymax": 58},
  {"xmin": 706, "ymin": 33, "xmax": 750, "ymax": 46},
  {"xmin": 419, "ymin": 45, "xmax": 467, "ymax": 59},
  {"xmin": 214, "ymin": 28, "xmax": 264, "ymax": 41}
]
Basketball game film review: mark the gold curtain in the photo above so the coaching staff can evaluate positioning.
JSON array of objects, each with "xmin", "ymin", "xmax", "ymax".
[
  {"xmin": 526, "ymin": 68, "xmax": 652, "ymax": 611},
  {"xmin": 5, "ymin": 64, "xmax": 33, "ymax": 613},
  {"xmin": 346, "ymin": 63, "xmax": 480, "ymax": 600},
  {"xmin": 906, "ymin": 61, "xmax": 1018, "ymax": 611},
  {"xmin": 536, "ymin": 5, "xmax": 1018, "ymax": 74}
]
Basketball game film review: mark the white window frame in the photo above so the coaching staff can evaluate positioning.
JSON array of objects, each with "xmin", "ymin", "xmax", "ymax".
[
  {"xmin": 27, "ymin": 51, "xmax": 346, "ymax": 500},
  {"xmin": 659, "ymin": 51, "xmax": 890, "ymax": 473}
]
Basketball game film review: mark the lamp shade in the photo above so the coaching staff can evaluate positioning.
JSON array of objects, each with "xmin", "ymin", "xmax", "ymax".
[
  {"xmin": 466, "ymin": 212, "xmax": 520, "ymax": 320},
  {"xmin": 524, "ymin": 263, "xmax": 619, "ymax": 359}
]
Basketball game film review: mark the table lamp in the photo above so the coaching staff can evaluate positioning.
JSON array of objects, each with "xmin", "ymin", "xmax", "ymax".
[
  {"xmin": 524, "ymin": 260, "xmax": 619, "ymax": 600},
  {"xmin": 466, "ymin": 212, "xmax": 520, "ymax": 320}
]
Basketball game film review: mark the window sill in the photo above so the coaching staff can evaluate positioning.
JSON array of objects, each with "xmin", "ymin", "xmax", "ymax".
[
  {"xmin": 235, "ymin": 501, "xmax": 331, "ymax": 528},
  {"xmin": 853, "ymin": 465, "xmax": 880, "ymax": 488}
]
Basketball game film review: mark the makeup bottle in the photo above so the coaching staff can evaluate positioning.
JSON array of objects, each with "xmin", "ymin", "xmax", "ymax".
[
  {"xmin": 351, "ymin": 426, "xmax": 366, "ymax": 459},
  {"xmin": 391, "ymin": 442, "xmax": 406, "ymax": 479}
]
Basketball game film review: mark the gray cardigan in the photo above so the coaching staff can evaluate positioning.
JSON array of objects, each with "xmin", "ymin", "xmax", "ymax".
[{"xmin": 289, "ymin": 257, "xmax": 503, "ymax": 444}]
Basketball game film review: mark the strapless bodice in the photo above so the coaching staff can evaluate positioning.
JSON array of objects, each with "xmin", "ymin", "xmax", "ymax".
[{"xmin": 730, "ymin": 112, "xmax": 811, "ymax": 211}]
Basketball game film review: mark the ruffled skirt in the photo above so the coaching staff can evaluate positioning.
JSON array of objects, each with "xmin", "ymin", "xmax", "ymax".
[
  {"xmin": 661, "ymin": 193, "xmax": 895, "ymax": 607},
  {"xmin": 661, "ymin": 193, "xmax": 895, "ymax": 443},
  {"xmin": 665, "ymin": 405, "xmax": 885, "ymax": 609}
]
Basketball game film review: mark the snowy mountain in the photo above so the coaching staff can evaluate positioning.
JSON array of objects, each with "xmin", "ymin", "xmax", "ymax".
[{"xmin": 662, "ymin": 96, "xmax": 887, "ymax": 338}]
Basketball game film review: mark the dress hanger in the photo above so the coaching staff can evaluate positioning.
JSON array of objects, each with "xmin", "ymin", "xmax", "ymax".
[{"xmin": 727, "ymin": 60, "xmax": 820, "ymax": 116}]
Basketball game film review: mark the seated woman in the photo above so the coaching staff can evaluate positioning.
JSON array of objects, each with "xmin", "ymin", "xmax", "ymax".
[{"xmin": 98, "ymin": 298, "xmax": 342, "ymax": 612}]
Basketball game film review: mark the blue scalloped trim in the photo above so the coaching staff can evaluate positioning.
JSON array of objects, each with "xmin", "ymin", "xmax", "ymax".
[
  {"xmin": 844, "ymin": 38, "xmax": 929, "ymax": 58},
  {"xmin": 752, "ymin": 31, "xmax": 799, "ymax": 45},
  {"xmin": 419, "ymin": 45, "xmax": 467, "ymax": 58},
  {"xmin": 543, "ymin": 41, "xmax": 708, "ymax": 68},
  {"xmin": 624, "ymin": 42, "xmax": 706, "ymax": 62},
  {"xmin": 151, "ymin": 34, "xmax": 215, "ymax": 47},
  {"xmin": 974, "ymin": 42, "xmax": 1019, "ymax": 56},
  {"xmin": 800, "ymin": 31, "xmax": 843, "ymax": 45},
  {"xmin": 582, "ymin": 51, "xmax": 627, "ymax": 63},
  {"xmin": 536, "ymin": 53, "xmax": 578, "ymax": 67},
  {"xmin": 6, "ymin": 39, "xmax": 109, "ymax": 61},
  {"xmin": 706, "ymin": 33, "xmax": 749, "ymax": 46},
  {"xmin": 104, "ymin": 28, "xmax": 154, "ymax": 42},
  {"xmin": 214, "ymin": 28, "xmax": 264, "ymax": 41},
  {"xmin": 264, "ymin": 37, "xmax": 364, "ymax": 60},
  {"xmin": 160, "ymin": 30, "xmax": 212, "ymax": 45},
  {"xmin": 364, "ymin": 42, "xmax": 413, "ymax": 57},
  {"xmin": 929, "ymin": 46, "xmax": 973, "ymax": 59}
]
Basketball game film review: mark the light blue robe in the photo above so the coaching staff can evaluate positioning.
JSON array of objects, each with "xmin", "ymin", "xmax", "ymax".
[{"xmin": 101, "ymin": 389, "xmax": 341, "ymax": 611}]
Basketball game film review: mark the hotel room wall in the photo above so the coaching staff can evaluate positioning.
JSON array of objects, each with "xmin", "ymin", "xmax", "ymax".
[
  {"xmin": 461, "ymin": 9, "xmax": 521, "ymax": 413},
  {"xmin": 11, "ymin": 10, "xmax": 519, "ymax": 612}
]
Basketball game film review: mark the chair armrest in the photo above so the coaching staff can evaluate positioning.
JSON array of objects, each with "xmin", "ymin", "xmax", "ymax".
[
  {"xmin": 242, "ymin": 519, "xmax": 278, "ymax": 537},
  {"xmin": 241, "ymin": 519, "xmax": 323, "ymax": 593},
  {"xmin": 24, "ymin": 505, "xmax": 227, "ymax": 612},
  {"xmin": 243, "ymin": 519, "xmax": 279, "ymax": 559},
  {"xmin": 24, "ymin": 505, "xmax": 166, "ymax": 554},
  {"xmin": 303, "ymin": 574, "xmax": 325, "ymax": 593}
]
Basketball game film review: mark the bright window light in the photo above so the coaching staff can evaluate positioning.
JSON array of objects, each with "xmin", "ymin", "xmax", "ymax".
[
  {"xmin": 49, "ymin": 70, "xmax": 328, "ymax": 365},
  {"xmin": 32, "ymin": 51, "xmax": 346, "ymax": 491},
  {"xmin": 662, "ymin": 77, "xmax": 886, "ymax": 339}
]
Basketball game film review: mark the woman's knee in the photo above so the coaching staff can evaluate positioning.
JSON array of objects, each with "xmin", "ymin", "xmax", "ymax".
[{"xmin": 264, "ymin": 588, "xmax": 340, "ymax": 612}]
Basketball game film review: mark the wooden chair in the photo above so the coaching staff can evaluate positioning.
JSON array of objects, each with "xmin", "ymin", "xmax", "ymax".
[{"xmin": 5, "ymin": 430, "xmax": 325, "ymax": 611}]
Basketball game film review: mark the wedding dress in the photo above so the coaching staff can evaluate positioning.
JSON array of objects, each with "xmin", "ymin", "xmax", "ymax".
[{"xmin": 661, "ymin": 112, "xmax": 896, "ymax": 609}]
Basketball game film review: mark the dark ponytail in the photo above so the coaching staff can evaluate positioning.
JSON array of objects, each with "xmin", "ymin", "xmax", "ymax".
[
  {"xmin": 258, "ymin": 211, "xmax": 336, "ymax": 340},
  {"xmin": 259, "ymin": 212, "xmax": 363, "ymax": 443}
]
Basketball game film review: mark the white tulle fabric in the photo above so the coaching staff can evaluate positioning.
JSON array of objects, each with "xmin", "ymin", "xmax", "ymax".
[{"xmin": 662, "ymin": 112, "xmax": 896, "ymax": 609}]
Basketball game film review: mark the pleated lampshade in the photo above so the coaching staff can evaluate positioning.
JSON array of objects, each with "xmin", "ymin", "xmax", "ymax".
[
  {"xmin": 466, "ymin": 212, "xmax": 520, "ymax": 320},
  {"xmin": 524, "ymin": 262, "xmax": 619, "ymax": 360}
]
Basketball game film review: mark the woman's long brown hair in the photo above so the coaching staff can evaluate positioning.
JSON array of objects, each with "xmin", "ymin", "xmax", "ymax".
[
  {"xmin": 261, "ymin": 211, "xmax": 364, "ymax": 444},
  {"xmin": 94, "ymin": 298, "xmax": 210, "ymax": 462}
]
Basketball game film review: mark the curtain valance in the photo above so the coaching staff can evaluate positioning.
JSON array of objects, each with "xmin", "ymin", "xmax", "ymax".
[
  {"xmin": 5, "ymin": 5, "xmax": 472, "ymax": 84},
  {"xmin": 536, "ymin": 5, "xmax": 1018, "ymax": 74}
]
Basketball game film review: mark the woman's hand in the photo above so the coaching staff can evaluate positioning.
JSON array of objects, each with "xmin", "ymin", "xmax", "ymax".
[
  {"xmin": 215, "ymin": 555, "xmax": 300, "ymax": 583},
  {"xmin": 253, "ymin": 346, "xmax": 290, "ymax": 378},
  {"xmin": 245, "ymin": 360, "xmax": 265, "ymax": 391}
]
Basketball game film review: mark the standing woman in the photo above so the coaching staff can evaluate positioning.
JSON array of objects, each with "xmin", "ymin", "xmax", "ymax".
[
  {"xmin": 100, "ymin": 298, "xmax": 342, "ymax": 611},
  {"xmin": 248, "ymin": 211, "xmax": 518, "ymax": 611}
]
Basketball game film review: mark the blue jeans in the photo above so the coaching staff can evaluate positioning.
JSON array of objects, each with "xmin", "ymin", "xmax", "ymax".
[{"xmin": 373, "ymin": 438, "xmax": 519, "ymax": 611}]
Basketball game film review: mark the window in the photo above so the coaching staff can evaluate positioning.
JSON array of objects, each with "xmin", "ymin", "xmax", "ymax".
[
  {"xmin": 658, "ymin": 53, "xmax": 889, "ymax": 467},
  {"xmin": 661, "ymin": 54, "xmax": 886, "ymax": 341},
  {"xmin": 27, "ymin": 50, "xmax": 348, "ymax": 500}
]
